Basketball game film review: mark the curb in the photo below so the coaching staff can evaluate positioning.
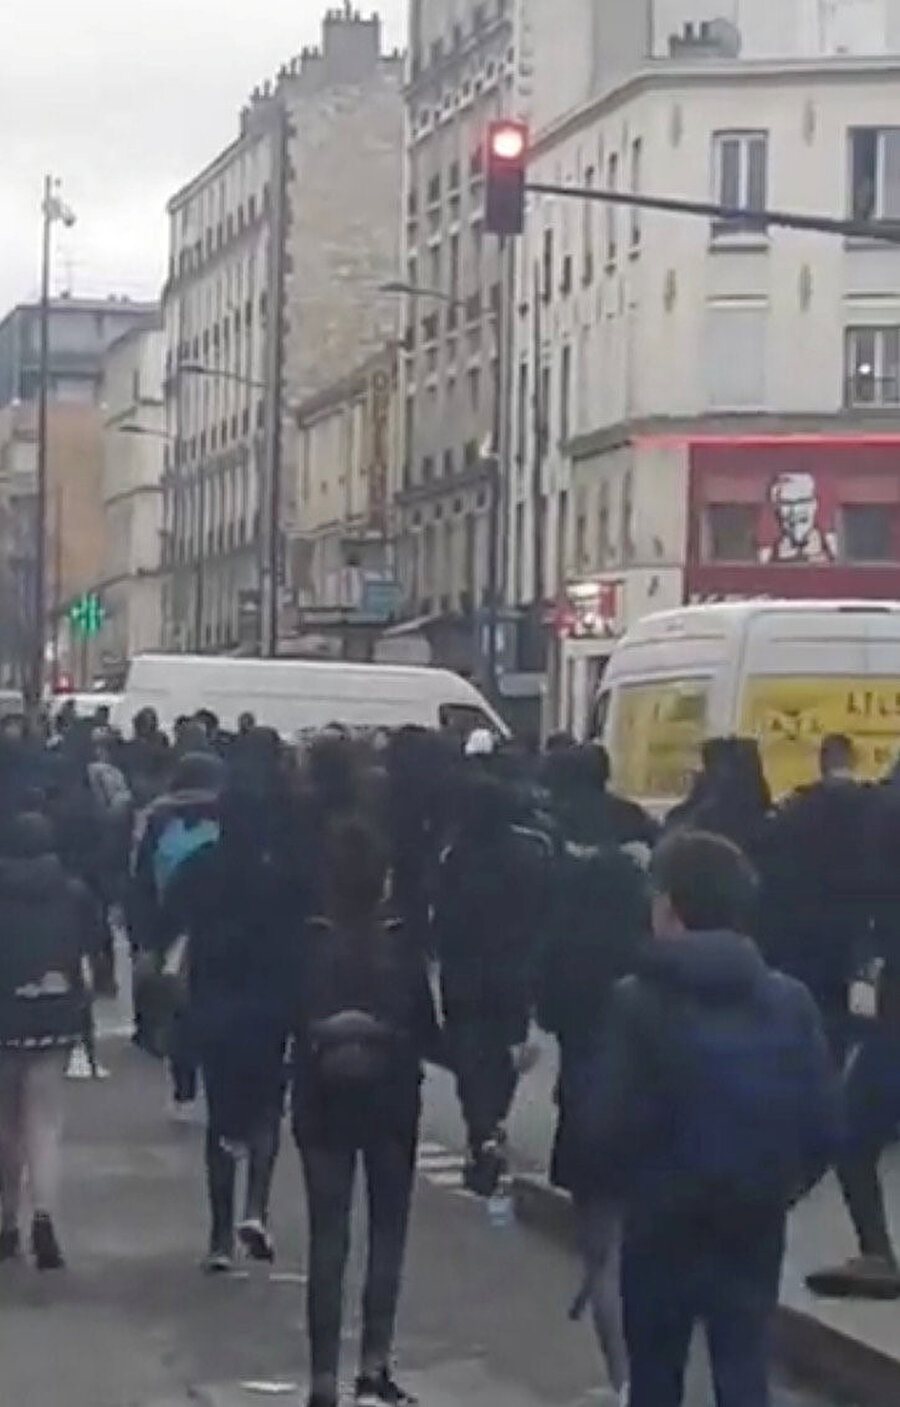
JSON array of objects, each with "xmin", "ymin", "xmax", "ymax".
[{"xmin": 512, "ymin": 1173, "xmax": 900, "ymax": 1407}]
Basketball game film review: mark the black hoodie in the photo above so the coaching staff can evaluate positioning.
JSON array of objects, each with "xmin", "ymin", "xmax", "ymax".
[{"xmin": 573, "ymin": 930, "xmax": 841, "ymax": 1229}]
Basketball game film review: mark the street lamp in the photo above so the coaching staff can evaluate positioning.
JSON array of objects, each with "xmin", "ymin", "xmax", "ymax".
[
  {"xmin": 379, "ymin": 279, "xmax": 466, "ymax": 310},
  {"xmin": 117, "ymin": 423, "xmax": 175, "ymax": 441},
  {"xmin": 179, "ymin": 361, "xmax": 268, "ymax": 392},
  {"xmin": 30, "ymin": 176, "xmax": 75, "ymax": 707}
]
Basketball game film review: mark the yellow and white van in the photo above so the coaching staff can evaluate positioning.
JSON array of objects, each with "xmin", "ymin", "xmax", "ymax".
[{"xmin": 595, "ymin": 600, "xmax": 900, "ymax": 812}]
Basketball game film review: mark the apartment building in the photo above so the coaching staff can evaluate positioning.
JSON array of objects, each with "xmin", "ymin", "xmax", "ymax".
[
  {"xmin": 162, "ymin": 7, "xmax": 403, "ymax": 653},
  {"xmin": 290, "ymin": 344, "xmax": 401, "ymax": 655},
  {"xmin": 511, "ymin": 46, "xmax": 900, "ymax": 732},
  {"xmin": 398, "ymin": 0, "xmax": 516, "ymax": 672},
  {"xmin": 0, "ymin": 297, "xmax": 157, "ymax": 685},
  {"xmin": 89, "ymin": 322, "xmax": 166, "ymax": 682}
]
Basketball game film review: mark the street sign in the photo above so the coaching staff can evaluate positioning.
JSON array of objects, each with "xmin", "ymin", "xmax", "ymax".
[
  {"xmin": 359, "ymin": 577, "xmax": 403, "ymax": 622},
  {"xmin": 69, "ymin": 592, "xmax": 106, "ymax": 638}
]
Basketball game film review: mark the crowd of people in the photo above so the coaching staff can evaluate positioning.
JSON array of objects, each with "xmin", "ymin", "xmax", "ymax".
[{"xmin": 0, "ymin": 698, "xmax": 897, "ymax": 1407}]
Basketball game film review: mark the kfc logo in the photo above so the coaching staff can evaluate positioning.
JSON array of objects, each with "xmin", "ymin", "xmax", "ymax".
[{"xmin": 759, "ymin": 472, "xmax": 838, "ymax": 565}]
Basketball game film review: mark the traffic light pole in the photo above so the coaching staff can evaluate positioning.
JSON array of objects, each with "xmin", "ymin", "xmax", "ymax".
[
  {"xmin": 526, "ymin": 182, "xmax": 900, "ymax": 245},
  {"xmin": 486, "ymin": 235, "xmax": 507, "ymax": 704}
]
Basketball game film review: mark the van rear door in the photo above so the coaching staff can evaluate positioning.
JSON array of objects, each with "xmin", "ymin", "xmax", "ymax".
[{"xmin": 738, "ymin": 607, "xmax": 872, "ymax": 796}]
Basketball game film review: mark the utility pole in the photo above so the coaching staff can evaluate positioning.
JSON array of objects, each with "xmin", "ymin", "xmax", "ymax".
[
  {"xmin": 193, "ymin": 465, "xmax": 206, "ymax": 650},
  {"xmin": 261, "ymin": 102, "xmax": 290, "ymax": 658},
  {"xmin": 531, "ymin": 257, "xmax": 545, "ymax": 610},
  {"xmin": 30, "ymin": 176, "xmax": 53, "ymax": 709},
  {"xmin": 485, "ymin": 235, "xmax": 507, "ymax": 703}
]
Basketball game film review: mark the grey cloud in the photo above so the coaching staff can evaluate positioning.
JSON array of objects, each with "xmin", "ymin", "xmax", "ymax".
[{"xmin": 1, "ymin": 0, "xmax": 407, "ymax": 308}]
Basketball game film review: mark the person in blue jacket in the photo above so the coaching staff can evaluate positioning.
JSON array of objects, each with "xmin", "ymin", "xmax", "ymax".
[{"xmin": 574, "ymin": 830, "xmax": 841, "ymax": 1407}]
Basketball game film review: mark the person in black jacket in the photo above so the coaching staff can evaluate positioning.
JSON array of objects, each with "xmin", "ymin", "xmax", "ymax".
[
  {"xmin": 762, "ymin": 733, "xmax": 874, "ymax": 1056},
  {"xmin": 543, "ymin": 743, "xmax": 658, "ymax": 852},
  {"xmin": 292, "ymin": 815, "xmax": 439, "ymax": 1407},
  {"xmin": 432, "ymin": 772, "xmax": 554, "ymax": 1196},
  {"xmin": 805, "ymin": 770, "xmax": 900, "ymax": 1299},
  {"xmin": 576, "ymin": 831, "xmax": 840, "ymax": 1407},
  {"xmin": 164, "ymin": 744, "xmax": 304, "ymax": 1272},
  {"xmin": 0, "ymin": 812, "xmax": 97, "ymax": 1270},
  {"xmin": 129, "ymin": 750, "xmax": 226, "ymax": 1101},
  {"xmin": 536, "ymin": 846, "xmax": 648, "ymax": 1400}
]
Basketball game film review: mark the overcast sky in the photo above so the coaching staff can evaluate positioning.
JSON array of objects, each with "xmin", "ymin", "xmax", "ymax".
[{"xmin": 0, "ymin": 0, "xmax": 407, "ymax": 312}]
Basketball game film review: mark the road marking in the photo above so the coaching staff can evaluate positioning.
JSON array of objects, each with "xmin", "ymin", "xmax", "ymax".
[{"xmin": 417, "ymin": 1142, "xmax": 468, "ymax": 1195}]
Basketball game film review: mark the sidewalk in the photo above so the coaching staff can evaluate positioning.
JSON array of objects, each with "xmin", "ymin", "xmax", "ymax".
[{"xmin": 514, "ymin": 1153, "xmax": 900, "ymax": 1407}]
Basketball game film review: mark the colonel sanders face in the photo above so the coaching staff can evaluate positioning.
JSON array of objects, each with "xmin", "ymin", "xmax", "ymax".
[
  {"xmin": 761, "ymin": 472, "xmax": 836, "ymax": 564},
  {"xmin": 771, "ymin": 472, "xmax": 818, "ymax": 547}
]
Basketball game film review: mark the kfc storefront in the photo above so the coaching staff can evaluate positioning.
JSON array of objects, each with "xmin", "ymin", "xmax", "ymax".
[{"xmin": 686, "ymin": 437, "xmax": 900, "ymax": 601}]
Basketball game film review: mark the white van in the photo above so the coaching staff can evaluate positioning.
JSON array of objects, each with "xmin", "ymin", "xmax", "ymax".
[
  {"xmin": 595, "ymin": 600, "xmax": 900, "ymax": 811},
  {"xmin": 113, "ymin": 655, "xmax": 508, "ymax": 742}
]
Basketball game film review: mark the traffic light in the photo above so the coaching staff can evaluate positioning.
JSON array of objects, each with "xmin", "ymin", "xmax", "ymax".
[
  {"xmin": 69, "ymin": 592, "xmax": 106, "ymax": 638},
  {"xmin": 485, "ymin": 120, "xmax": 528, "ymax": 237}
]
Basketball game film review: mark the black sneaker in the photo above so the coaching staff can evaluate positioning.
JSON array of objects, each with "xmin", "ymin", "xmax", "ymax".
[
  {"xmin": 306, "ymin": 1396, "xmax": 338, "ymax": 1407},
  {"xmin": 31, "ymin": 1214, "xmax": 64, "ymax": 1271},
  {"xmin": 238, "ymin": 1218, "xmax": 275, "ymax": 1263},
  {"xmin": 0, "ymin": 1227, "xmax": 20, "ymax": 1262},
  {"xmin": 355, "ymin": 1370, "xmax": 417, "ymax": 1405},
  {"xmin": 463, "ymin": 1140, "xmax": 505, "ymax": 1198},
  {"xmin": 203, "ymin": 1246, "xmax": 234, "ymax": 1275}
]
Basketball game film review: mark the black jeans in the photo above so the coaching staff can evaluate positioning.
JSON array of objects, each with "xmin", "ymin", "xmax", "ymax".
[
  {"xmin": 300, "ymin": 1134, "xmax": 417, "ymax": 1395},
  {"xmin": 205, "ymin": 1118, "xmax": 281, "ymax": 1253},
  {"xmin": 448, "ymin": 1016, "xmax": 518, "ymax": 1154},
  {"xmin": 623, "ymin": 1217, "xmax": 785, "ymax": 1407}
]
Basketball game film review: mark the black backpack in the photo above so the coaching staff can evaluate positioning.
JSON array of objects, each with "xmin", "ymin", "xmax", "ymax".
[{"xmin": 305, "ymin": 919, "xmax": 407, "ymax": 1092}]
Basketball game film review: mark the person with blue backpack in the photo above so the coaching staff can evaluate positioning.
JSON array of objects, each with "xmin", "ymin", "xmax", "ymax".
[{"xmin": 574, "ymin": 830, "xmax": 841, "ymax": 1407}]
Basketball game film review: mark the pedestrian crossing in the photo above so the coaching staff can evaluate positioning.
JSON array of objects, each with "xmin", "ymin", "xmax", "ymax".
[{"xmin": 417, "ymin": 1141, "xmax": 468, "ymax": 1193}]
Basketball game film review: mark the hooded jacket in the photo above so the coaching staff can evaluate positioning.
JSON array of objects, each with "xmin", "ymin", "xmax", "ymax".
[
  {"xmin": 761, "ymin": 777, "xmax": 875, "ymax": 1010},
  {"xmin": 0, "ymin": 849, "xmax": 94, "ymax": 1049},
  {"xmin": 573, "ymin": 930, "xmax": 841, "ymax": 1229}
]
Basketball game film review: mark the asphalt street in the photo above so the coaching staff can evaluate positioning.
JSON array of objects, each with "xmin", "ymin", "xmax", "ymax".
[{"xmin": 0, "ymin": 1030, "xmax": 848, "ymax": 1407}]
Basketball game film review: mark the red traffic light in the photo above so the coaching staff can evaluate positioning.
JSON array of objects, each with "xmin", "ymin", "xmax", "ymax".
[
  {"xmin": 490, "ymin": 124, "xmax": 527, "ymax": 163},
  {"xmin": 485, "ymin": 120, "xmax": 529, "ymax": 238}
]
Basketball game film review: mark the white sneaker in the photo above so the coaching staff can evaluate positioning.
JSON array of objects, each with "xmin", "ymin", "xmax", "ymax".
[
  {"xmin": 65, "ymin": 1045, "xmax": 92, "ymax": 1081},
  {"xmin": 619, "ymin": 1386, "xmax": 630, "ymax": 1407}
]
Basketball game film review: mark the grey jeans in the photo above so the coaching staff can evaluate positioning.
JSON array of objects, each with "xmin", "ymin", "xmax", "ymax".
[{"xmin": 0, "ymin": 1048, "xmax": 68, "ymax": 1226}]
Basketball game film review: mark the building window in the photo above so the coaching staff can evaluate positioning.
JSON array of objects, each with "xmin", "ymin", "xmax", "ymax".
[
  {"xmin": 542, "ymin": 230, "xmax": 554, "ymax": 303},
  {"xmin": 629, "ymin": 139, "xmax": 643, "ymax": 250},
  {"xmin": 840, "ymin": 505, "xmax": 895, "ymax": 562},
  {"xmin": 706, "ymin": 504, "xmax": 758, "ymax": 562},
  {"xmin": 845, "ymin": 326, "xmax": 900, "ymax": 406},
  {"xmin": 605, "ymin": 152, "xmax": 619, "ymax": 263},
  {"xmin": 468, "ymin": 367, "xmax": 481, "ymax": 412},
  {"xmin": 850, "ymin": 128, "xmax": 900, "ymax": 222},
  {"xmin": 559, "ymin": 344, "xmax": 571, "ymax": 444},
  {"xmin": 582, "ymin": 166, "xmax": 595, "ymax": 284},
  {"xmin": 711, "ymin": 131, "xmax": 768, "ymax": 237},
  {"xmin": 514, "ymin": 502, "xmax": 525, "ymax": 602},
  {"xmin": 516, "ymin": 360, "xmax": 528, "ymax": 464},
  {"xmin": 556, "ymin": 489, "xmax": 569, "ymax": 585},
  {"xmin": 540, "ymin": 364, "xmax": 551, "ymax": 454}
]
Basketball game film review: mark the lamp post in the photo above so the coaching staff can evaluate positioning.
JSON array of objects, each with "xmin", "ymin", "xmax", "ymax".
[{"xmin": 29, "ymin": 176, "xmax": 75, "ymax": 708}]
